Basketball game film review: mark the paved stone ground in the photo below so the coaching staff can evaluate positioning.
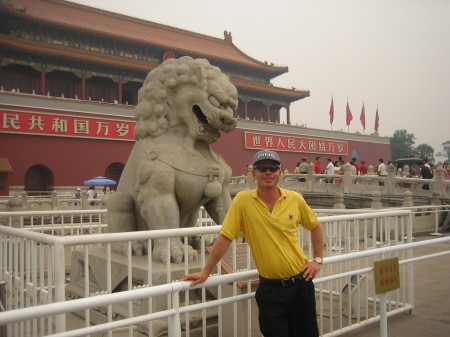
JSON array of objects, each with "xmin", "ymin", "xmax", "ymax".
[{"xmin": 343, "ymin": 233, "xmax": 450, "ymax": 337}]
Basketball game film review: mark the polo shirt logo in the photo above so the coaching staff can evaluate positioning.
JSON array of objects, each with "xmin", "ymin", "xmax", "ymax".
[{"xmin": 289, "ymin": 214, "xmax": 293, "ymax": 220}]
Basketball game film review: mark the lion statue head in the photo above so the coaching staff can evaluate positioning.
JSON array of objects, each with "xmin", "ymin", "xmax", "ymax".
[{"xmin": 134, "ymin": 56, "xmax": 238, "ymax": 144}]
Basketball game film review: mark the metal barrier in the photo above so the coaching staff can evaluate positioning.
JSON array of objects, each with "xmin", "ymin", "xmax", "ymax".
[
  {"xmin": 0, "ymin": 209, "xmax": 432, "ymax": 336},
  {"xmin": 0, "ymin": 237, "xmax": 450, "ymax": 336},
  {"xmin": 315, "ymin": 204, "xmax": 450, "ymax": 236},
  {"xmin": 0, "ymin": 209, "xmax": 107, "ymax": 234},
  {"xmin": 2, "ymin": 235, "xmax": 449, "ymax": 337}
]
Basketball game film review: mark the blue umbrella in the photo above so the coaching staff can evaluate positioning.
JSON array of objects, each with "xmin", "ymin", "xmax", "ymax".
[
  {"xmin": 83, "ymin": 176, "xmax": 116, "ymax": 186},
  {"xmin": 351, "ymin": 150, "xmax": 358, "ymax": 159}
]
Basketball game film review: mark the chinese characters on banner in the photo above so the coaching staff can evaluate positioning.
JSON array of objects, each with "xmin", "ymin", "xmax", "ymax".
[
  {"xmin": 0, "ymin": 110, "xmax": 135, "ymax": 141},
  {"xmin": 373, "ymin": 257, "xmax": 400, "ymax": 295},
  {"xmin": 245, "ymin": 132, "xmax": 348, "ymax": 156}
]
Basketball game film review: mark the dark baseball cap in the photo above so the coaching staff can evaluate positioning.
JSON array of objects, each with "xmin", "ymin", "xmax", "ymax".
[{"xmin": 252, "ymin": 150, "xmax": 281, "ymax": 166}]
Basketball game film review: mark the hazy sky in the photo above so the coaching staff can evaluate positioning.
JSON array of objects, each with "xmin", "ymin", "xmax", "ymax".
[{"xmin": 71, "ymin": 0, "xmax": 449, "ymax": 160}]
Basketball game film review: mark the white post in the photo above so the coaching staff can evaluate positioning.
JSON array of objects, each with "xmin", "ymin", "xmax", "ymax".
[
  {"xmin": 53, "ymin": 242, "xmax": 66, "ymax": 333},
  {"xmin": 169, "ymin": 291, "xmax": 182, "ymax": 337},
  {"xmin": 380, "ymin": 293, "xmax": 388, "ymax": 337},
  {"xmin": 407, "ymin": 213, "xmax": 415, "ymax": 312},
  {"xmin": 429, "ymin": 206, "xmax": 444, "ymax": 236}
]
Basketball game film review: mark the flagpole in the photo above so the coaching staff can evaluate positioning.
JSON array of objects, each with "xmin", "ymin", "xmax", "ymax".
[
  {"xmin": 360, "ymin": 101, "xmax": 366, "ymax": 134},
  {"xmin": 346, "ymin": 98, "xmax": 353, "ymax": 133},
  {"xmin": 329, "ymin": 94, "xmax": 334, "ymax": 131}
]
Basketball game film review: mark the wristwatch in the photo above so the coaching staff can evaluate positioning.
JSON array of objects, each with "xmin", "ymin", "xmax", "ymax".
[{"xmin": 313, "ymin": 257, "xmax": 323, "ymax": 265}]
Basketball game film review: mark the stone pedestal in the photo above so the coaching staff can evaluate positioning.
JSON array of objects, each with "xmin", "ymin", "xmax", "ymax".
[{"xmin": 66, "ymin": 247, "xmax": 219, "ymax": 336}]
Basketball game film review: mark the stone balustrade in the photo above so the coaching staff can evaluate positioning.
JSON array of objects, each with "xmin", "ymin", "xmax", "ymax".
[
  {"xmin": 229, "ymin": 163, "xmax": 449, "ymax": 201},
  {"xmin": 1, "ymin": 164, "xmax": 448, "ymax": 212},
  {"xmin": 1, "ymin": 188, "xmax": 112, "ymax": 212}
]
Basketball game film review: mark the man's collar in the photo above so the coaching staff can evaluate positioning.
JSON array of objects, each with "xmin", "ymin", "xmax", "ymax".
[{"xmin": 251, "ymin": 187, "xmax": 286, "ymax": 199}]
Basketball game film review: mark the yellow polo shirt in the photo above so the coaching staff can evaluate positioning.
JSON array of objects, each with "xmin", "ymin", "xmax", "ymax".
[{"xmin": 220, "ymin": 188, "xmax": 318, "ymax": 279}]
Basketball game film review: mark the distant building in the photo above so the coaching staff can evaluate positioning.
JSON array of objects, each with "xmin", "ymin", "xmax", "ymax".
[{"xmin": 0, "ymin": 0, "xmax": 391, "ymax": 195}]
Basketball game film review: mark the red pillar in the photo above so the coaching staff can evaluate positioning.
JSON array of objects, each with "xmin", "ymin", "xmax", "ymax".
[
  {"xmin": 244, "ymin": 100, "xmax": 248, "ymax": 119},
  {"xmin": 81, "ymin": 74, "xmax": 86, "ymax": 100},
  {"xmin": 118, "ymin": 79, "xmax": 122, "ymax": 104},
  {"xmin": 286, "ymin": 105, "xmax": 291, "ymax": 125},
  {"xmin": 40, "ymin": 68, "xmax": 46, "ymax": 95},
  {"xmin": 266, "ymin": 103, "xmax": 271, "ymax": 122}
]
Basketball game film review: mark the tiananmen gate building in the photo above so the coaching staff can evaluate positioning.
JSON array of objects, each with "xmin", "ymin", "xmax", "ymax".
[{"xmin": 0, "ymin": 0, "xmax": 391, "ymax": 195}]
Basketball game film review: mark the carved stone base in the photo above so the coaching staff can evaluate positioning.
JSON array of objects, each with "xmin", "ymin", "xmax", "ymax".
[{"xmin": 65, "ymin": 247, "xmax": 219, "ymax": 336}]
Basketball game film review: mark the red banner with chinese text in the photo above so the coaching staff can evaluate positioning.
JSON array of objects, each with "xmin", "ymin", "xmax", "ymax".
[
  {"xmin": 0, "ymin": 110, "xmax": 135, "ymax": 141},
  {"xmin": 245, "ymin": 132, "xmax": 348, "ymax": 155}
]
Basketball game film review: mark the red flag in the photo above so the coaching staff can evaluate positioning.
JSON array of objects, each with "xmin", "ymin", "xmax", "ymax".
[
  {"xmin": 346, "ymin": 100, "xmax": 353, "ymax": 126},
  {"xmin": 374, "ymin": 106, "xmax": 380, "ymax": 132},
  {"xmin": 329, "ymin": 96, "xmax": 334, "ymax": 125},
  {"xmin": 360, "ymin": 102, "xmax": 366, "ymax": 129}
]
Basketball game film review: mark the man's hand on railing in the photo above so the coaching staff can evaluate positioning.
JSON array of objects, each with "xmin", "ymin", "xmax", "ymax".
[
  {"xmin": 181, "ymin": 270, "xmax": 210, "ymax": 286},
  {"xmin": 182, "ymin": 234, "xmax": 232, "ymax": 286}
]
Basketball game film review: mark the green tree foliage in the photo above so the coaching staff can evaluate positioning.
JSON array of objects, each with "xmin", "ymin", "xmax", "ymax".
[
  {"xmin": 436, "ymin": 140, "xmax": 450, "ymax": 163},
  {"xmin": 390, "ymin": 129, "xmax": 416, "ymax": 160},
  {"xmin": 414, "ymin": 143, "xmax": 435, "ymax": 163}
]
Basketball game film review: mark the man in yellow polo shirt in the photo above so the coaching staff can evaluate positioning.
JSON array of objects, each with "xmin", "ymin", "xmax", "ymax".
[{"xmin": 183, "ymin": 150, "xmax": 323, "ymax": 337}]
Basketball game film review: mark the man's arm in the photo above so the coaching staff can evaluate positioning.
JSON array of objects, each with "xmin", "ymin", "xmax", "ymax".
[
  {"xmin": 302, "ymin": 222, "xmax": 324, "ymax": 281},
  {"xmin": 181, "ymin": 234, "xmax": 232, "ymax": 286},
  {"xmin": 311, "ymin": 222, "xmax": 324, "ymax": 259}
]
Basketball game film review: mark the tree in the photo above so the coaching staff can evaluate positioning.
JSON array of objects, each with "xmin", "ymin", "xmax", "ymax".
[
  {"xmin": 436, "ymin": 140, "xmax": 450, "ymax": 163},
  {"xmin": 390, "ymin": 129, "xmax": 416, "ymax": 160},
  {"xmin": 414, "ymin": 144, "xmax": 435, "ymax": 163}
]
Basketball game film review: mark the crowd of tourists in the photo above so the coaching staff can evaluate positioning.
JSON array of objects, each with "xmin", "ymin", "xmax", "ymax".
[{"xmin": 292, "ymin": 157, "xmax": 449, "ymax": 183}]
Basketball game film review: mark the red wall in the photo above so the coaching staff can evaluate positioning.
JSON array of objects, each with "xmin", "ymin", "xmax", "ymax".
[
  {"xmin": 2, "ymin": 133, "xmax": 132, "ymax": 187},
  {"xmin": 1, "ymin": 122, "xmax": 391, "ymax": 194}
]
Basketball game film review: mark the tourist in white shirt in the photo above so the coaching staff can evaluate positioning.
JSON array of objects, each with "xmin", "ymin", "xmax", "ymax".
[
  {"xmin": 377, "ymin": 158, "xmax": 387, "ymax": 186},
  {"xmin": 325, "ymin": 158, "xmax": 335, "ymax": 175},
  {"xmin": 325, "ymin": 158, "xmax": 335, "ymax": 183},
  {"xmin": 377, "ymin": 158, "xmax": 387, "ymax": 176}
]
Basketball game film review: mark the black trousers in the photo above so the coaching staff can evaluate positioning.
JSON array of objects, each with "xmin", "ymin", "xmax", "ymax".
[{"xmin": 255, "ymin": 276, "xmax": 319, "ymax": 337}]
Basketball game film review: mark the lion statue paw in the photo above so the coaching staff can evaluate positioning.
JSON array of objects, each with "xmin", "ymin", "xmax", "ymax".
[{"xmin": 152, "ymin": 238, "xmax": 198, "ymax": 264}]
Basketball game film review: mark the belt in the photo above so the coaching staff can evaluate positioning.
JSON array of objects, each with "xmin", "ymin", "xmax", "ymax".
[{"xmin": 259, "ymin": 272, "xmax": 304, "ymax": 287}]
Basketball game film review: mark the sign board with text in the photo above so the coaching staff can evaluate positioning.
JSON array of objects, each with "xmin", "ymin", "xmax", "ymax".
[
  {"xmin": 1, "ymin": 110, "xmax": 135, "ymax": 141},
  {"xmin": 373, "ymin": 257, "xmax": 400, "ymax": 295},
  {"xmin": 245, "ymin": 131, "xmax": 348, "ymax": 155}
]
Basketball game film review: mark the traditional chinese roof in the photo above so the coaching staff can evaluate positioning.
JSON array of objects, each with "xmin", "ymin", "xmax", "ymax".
[
  {"xmin": 0, "ymin": 35, "xmax": 157, "ymax": 72},
  {"xmin": 231, "ymin": 78, "xmax": 309, "ymax": 99},
  {"xmin": 1, "ymin": 0, "xmax": 288, "ymax": 75},
  {"xmin": 0, "ymin": 157, "xmax": 14, "ymax": 173}
]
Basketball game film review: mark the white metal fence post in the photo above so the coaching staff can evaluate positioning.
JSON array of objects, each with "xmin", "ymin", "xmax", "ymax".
[
  {"xmin": 379, "ymin": 293, "xmax": 388, "ymax": 337},
  {"xmin": 406, "ymin": 213, "xmax": 415, "ymax": 312},
  {"xmin": 53, "ymin": 241, "xmax": 66, "ymax": 333},
  {"xmin": 169, "ymin": 291, "xmax": 182, "ymax": 337}
]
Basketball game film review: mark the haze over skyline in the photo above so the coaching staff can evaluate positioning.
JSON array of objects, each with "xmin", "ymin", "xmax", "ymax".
[{"xmin": 71, "ymin": 0, "xmax": 450, "ymax": 162}]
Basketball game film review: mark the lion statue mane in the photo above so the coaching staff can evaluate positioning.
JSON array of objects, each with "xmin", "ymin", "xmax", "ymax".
[{"xmin": 108, "ymin": 56, "xmax": 238, "ymax": 263}]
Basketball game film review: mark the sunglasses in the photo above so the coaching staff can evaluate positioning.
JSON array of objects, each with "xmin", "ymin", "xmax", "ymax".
[{"xmin": 255, "ymin": 165, "xmax": 280, "ymax": 173}]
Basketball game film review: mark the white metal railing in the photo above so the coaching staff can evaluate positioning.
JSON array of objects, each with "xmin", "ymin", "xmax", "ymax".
[
  {"xmin": 0, "ymin": 209, "xmax": 428, "ymax": 337},
  {"xmin": 1, "ymin": 233, "xmax": 449, "ymax": 337},
  {"xmin": 0, "ymin": 209, "xmax": 107, "ymax": 235},
  {"xmin": 314, "ymin": 204, "xmax": 450, "ymax": 236}
]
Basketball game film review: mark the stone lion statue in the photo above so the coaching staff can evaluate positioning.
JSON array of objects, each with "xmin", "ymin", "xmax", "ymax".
[{"xmin": 108, "ymin": 56, "xmax": 238, "ymax": 263}]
